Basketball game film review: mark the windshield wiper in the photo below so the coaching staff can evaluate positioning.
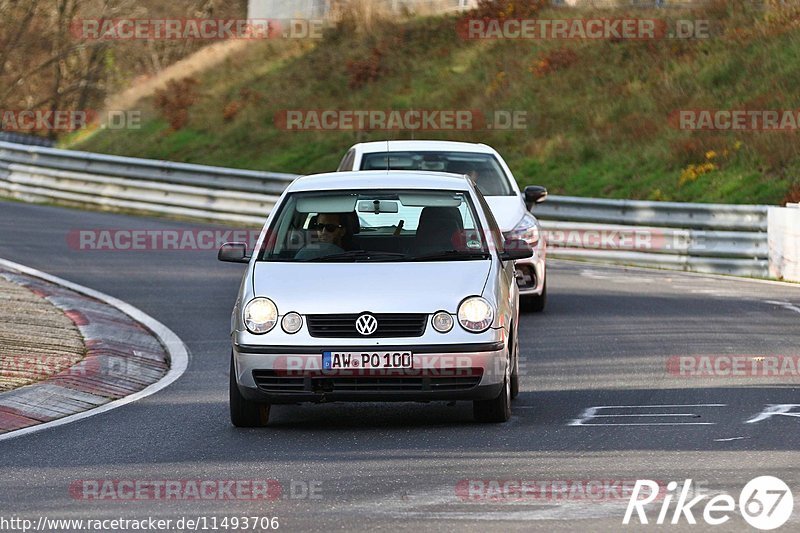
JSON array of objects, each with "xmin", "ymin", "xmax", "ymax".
[
  {"xmin": 302, "ymin": 250, "xmax": 409, "ymax": 262},
  {"xmin": 408, "ymin": 250, "xmax": 491, "ymax": 262}
]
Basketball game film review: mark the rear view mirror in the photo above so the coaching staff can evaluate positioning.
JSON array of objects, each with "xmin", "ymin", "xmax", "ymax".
[
  {"xmin": 357, "ymin": 200, "xmax": 399, "ymax": 214},
  {"xmin": 524, "ymin": 186, "xmax": 548, "ymax": 210},
  {"xmin": 218, "ymin": 242, "xmax": 250, "ymax": 263}
]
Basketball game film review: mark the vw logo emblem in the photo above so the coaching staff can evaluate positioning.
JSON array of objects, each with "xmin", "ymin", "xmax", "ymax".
[{"xmin": 355, "ymin": 313, "xmax": 378, "ymax": 336}]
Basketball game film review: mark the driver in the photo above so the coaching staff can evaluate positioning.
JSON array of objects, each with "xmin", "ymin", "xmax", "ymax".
[{"xmin": 294, "ymin": 213, "xmax": 351, "ymax": 260}]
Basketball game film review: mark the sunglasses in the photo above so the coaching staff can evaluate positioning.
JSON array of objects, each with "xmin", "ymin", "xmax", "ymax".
[{"xmin": 310, "ymin": 222, "xmax": 343, "ymax": 232}]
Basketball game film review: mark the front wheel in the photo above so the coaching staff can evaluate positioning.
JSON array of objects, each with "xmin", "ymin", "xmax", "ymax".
[{"xmin": 229, "ymin": 353, "xmax": 270, "ymax": 427}]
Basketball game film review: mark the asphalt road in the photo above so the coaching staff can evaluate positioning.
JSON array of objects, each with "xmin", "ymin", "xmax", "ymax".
[{"xmin": 1, "ymin": 200, "xmax": 799, "ymax": 532}]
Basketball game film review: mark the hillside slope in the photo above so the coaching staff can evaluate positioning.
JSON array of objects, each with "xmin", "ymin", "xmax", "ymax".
[{"xmin": 72, "ymin": 2, "xmax": 800, "ymax": 205}]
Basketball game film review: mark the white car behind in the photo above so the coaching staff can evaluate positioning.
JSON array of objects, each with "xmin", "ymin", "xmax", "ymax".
[{"xmin": 337, "ymin": 140, "xmax": 548, "ymax": 311}]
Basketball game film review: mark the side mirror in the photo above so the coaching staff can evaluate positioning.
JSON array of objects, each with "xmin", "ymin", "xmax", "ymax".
[
  {"xmin": 500, "ymin": 239, "xmax": 533, "ymax": 262},
  {"xmin": 524, "ymin": 185, "xmax": 548, "ymax": 210},
  {"xmin": 218, "ymin": 242, "xmax": 250, "ymax": 263}
]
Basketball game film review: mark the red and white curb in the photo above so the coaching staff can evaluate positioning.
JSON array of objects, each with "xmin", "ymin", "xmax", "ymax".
[{"xmin": 0, "ymin": 258, "xmax": 188, "ymax": 442}]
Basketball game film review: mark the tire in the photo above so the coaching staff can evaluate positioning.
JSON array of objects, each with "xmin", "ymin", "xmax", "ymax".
[
  {"xmin": 474, "ymin": 352, "xmax": 512, "ymax": 423},
  {"xmin": 510, "ymin": 330, "xmax": 520, "ymax": 400},
  {"xmin": 229, "ymin": 353, "xmax": 270, "ymax": 427},
  {"xmin": 522, "ymin": 277, "xmax": 546, "ymax": 313}
]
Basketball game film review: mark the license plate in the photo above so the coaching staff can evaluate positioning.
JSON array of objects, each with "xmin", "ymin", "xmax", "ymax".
[{"xmin": 322, "ymin": 351, "xmax": 413, "ymax": 370}]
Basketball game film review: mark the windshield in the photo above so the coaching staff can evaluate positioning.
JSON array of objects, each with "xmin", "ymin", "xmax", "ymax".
[
  {"xmin": 259, "ymin": 190, "xmax": 490, "ymax": 262},
  {"xmin": 358, "ymin": 151, "xmax": 515, "ymax": 196}
]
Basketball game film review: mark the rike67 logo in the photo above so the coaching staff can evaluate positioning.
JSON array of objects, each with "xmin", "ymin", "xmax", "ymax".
[{"xmin": 624, "ymin": 477, "xmax": 793, "ymax": 530}]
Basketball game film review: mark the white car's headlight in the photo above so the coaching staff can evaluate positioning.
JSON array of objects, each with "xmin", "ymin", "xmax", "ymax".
[
  {"xmin": 457, "ymin": 297, "xmax": 494, "ymax": 333},
  {"xmin": 243, "ymin": 298, "xmax": 278, "ymax": 334},
  {"xmin": 504, "ymin": 213, "xmax": 540, "ymax": 247}
]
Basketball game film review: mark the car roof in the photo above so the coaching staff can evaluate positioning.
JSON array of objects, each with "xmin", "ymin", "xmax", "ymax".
[
  {"xmin": 287, "ymin": 170, "xmax": 474, "ymax": 192},
  {"xmin": 352, "ymin": 140, "xmax": 496, "ymax": 154}
]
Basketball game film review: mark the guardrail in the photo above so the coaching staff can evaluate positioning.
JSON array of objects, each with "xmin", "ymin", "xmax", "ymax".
[
  {"xmin": 0, "ymin": 141, "xmax": 294, "ymax": 226},
  {"xmin": 534, "ymin": 196, "xmax": 767, "ymax": 231},
  {"xmin": 0, "ymin": 141, "xmax": 771, "ymax": 278},
  {"xmin": 534, "ymin": 197, "xmax": 770, "ymax": 277},
  {"xmin": 0, "ymin": 133, "xmax": 54, "ymax": 147}
]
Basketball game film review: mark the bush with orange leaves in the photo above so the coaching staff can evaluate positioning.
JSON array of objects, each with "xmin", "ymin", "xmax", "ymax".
[
  {"xmin": 530, "ymin": 47, "xmax": 579, "ymax": 77},
  {"xmin": 346, "ymin": 47, "xmax": 385, "ymax": 89},
  {"xmin": 153, "ymin": 77, "xmax": 198, "ymax": 131},
  {"xmin": 784, "ymin": 184, "xmax": 800, "ymax": 205},
  {"xmin": 222, "ymin": 101, "xmax": 242, "ymax": 122}
]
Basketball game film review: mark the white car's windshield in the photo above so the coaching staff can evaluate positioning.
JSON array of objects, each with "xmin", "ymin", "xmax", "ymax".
[
  {"xmin": 359, "ymin": 151, "xmax": 515, "ymax": 196},
  {"xmin": 259, "ymin": 189, "xmax": 491, "ymax": 262}
]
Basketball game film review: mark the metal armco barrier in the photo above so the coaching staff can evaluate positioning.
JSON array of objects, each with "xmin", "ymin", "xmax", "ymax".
[
  {"xmin": 534, "ymin": 195, "xmax": 767, "ymax": 231},
  {"xmin": 0, "ymin": 133, "xmax": 54, "ymax": 147},
  {"xmin": 0, "ymin": 141, "xmax": 294, "ymax": 226},
  {"xmin": 534, "ymin": 198, "xmax": 770, "ymax": 276},
  {"xmin": 0, "ymin": 141, "xmax": 772, "ymax": 278}
]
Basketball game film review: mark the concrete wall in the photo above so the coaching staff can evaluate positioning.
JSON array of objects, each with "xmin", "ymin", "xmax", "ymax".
[
  {"xmin": 768, "ymin": 206, "xmax": 800, "ymax": 282},
  {"xmin": 556, "ymin": 0, "xmax": 709, "ymax": 6},
  {"xmin": 248, "ymin": 0, "xmax": 476, "ymax": 19},
  {"xmin": 247, "ymin": 0, "xmax": 718, "ymax": 17},
  {"xmin": 248, "ymin": 0, "xmax": 328, "ymax": 20}
]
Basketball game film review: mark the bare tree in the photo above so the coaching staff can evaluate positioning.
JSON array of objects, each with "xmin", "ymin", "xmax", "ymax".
[{"xmin": 0, "ymin": 0, "xmax": 247, "ymax": 136}]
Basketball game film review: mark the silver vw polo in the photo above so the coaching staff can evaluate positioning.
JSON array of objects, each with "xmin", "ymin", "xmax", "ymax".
[{"xmin": 219, "ymin": 171, "xmax": 532, "ymax": 427}]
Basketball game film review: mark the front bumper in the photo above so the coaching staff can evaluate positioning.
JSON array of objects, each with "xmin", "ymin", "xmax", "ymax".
[
  {"xmin": 514, "ymin": 246, "xmax": 546, "ymax": 297},
  {"xmin": 232, "ymin": 341, "xmax": 506, "ymax": 404}
]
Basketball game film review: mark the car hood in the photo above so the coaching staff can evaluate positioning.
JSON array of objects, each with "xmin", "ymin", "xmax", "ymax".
[
  {"xmin": 252, "ymin": 261, "xmax": 491, "ymax": 314},
  {"xmin": 485, "ymin": 196, "xmax": 526, "ymax": 232}
]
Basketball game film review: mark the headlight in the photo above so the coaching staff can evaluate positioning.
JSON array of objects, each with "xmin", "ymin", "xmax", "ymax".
[
  {"xmin": 432, "ymin": 311, "xmax": 454, "ymax": 333},
  {"xmin": 281, "ymin": 312, "xmax": 303, "ymax": 334},
  {"xmin": 504, "ymin": 213, "xmax": 540, "ymax": 246},
  {"xmin": 243, "ymin": 298, "xmax": 278, "ymax": 334},
  {"xmin": 457, "ymin": 297, "xmax": 494, "ymax": 333}
]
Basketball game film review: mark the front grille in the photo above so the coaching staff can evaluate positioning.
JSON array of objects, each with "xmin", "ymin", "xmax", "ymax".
[
  {"xmin": 306, "ymin": 313, "xmax": 427, "ymax": 338},
  {"xmin": 252, "ymin": 369, "xmax": 483, "ymax": 393},
  {"xmin": 252, "ymin": 370, "xmax": 305, "ymax": 392}
]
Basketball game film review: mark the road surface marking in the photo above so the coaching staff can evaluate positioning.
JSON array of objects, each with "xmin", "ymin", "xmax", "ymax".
[
  {"xmin": 569, "ymin": 404, "xmax": 726, "ymax": 427},
  {"xmin": 745, "ymin": 404, "xmax": 800, "ymax": 424},
  {"xmin": 763, "ymin": 300, "xmax": 800, "ymax": 315},
  {"xmin": 0, "ymin": 258, "xmax": 189, "ymax": 442}
]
